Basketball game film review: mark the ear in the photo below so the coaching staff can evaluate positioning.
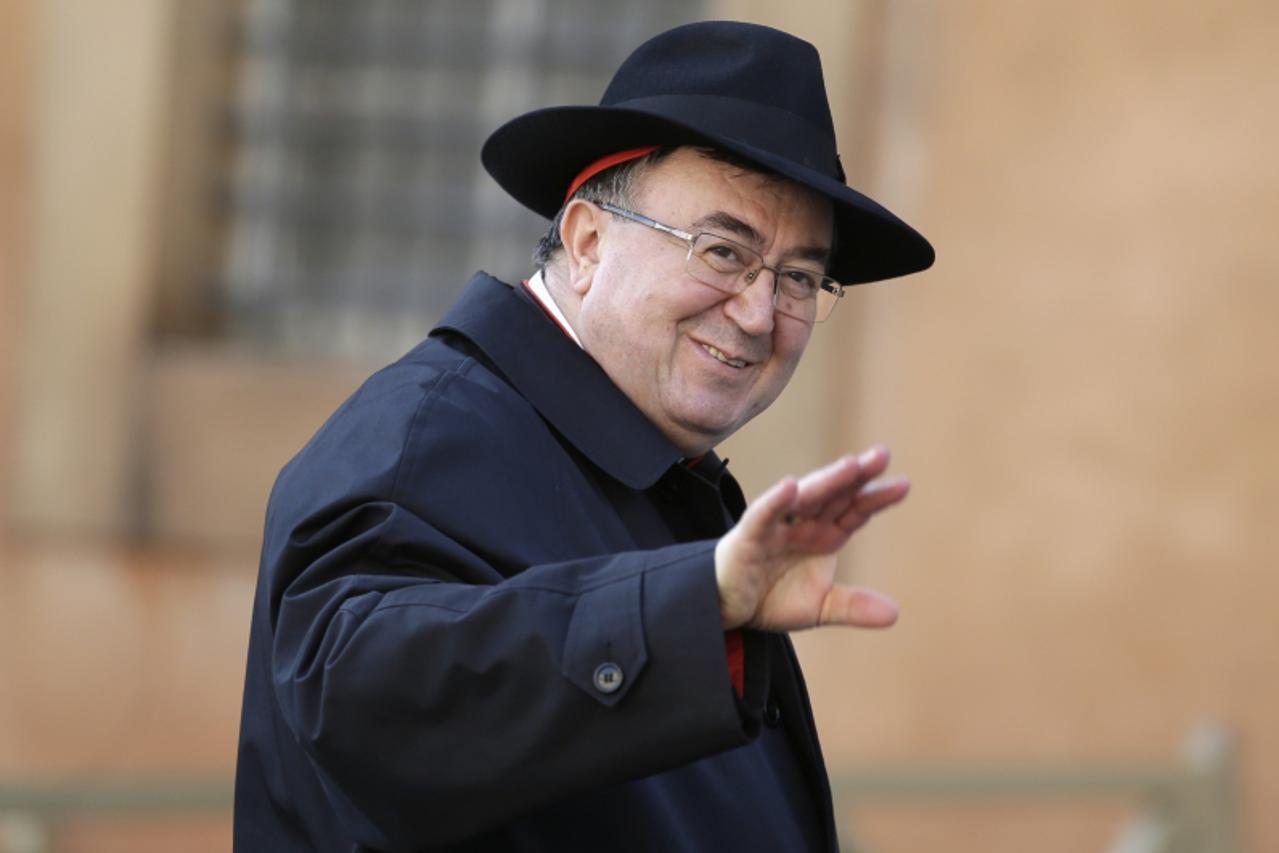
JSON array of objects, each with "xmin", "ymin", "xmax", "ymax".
[{"xmin": 560, "ymin": 199, "xmax": 605, "ymax": 295}]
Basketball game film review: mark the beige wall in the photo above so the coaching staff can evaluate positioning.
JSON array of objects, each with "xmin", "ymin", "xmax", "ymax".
[
  {"xmin": 7, "ymin": 0, "xmax": 176, "ymax": 536},
  {"xmin": 0, "ymin": 0, "xmax": 33, "ymax": 529},
  {"xmin": 719, "ymin": 1, "xmax": 1279, "ymax": 850}
]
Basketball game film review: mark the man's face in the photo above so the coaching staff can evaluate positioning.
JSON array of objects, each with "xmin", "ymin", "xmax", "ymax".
[{"xmin": 574, "ymin": 147, "xmax": 834, "ymax": 455}]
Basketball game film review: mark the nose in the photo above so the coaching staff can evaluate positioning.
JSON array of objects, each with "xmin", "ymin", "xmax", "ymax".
[{"xmin": 723, "ymin": 268, "xmax": 777, "ymax": 335}]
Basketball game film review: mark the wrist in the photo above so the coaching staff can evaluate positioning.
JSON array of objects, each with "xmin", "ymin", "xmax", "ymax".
[{"xmin": 714, "ymin": 536, "xmax": 749, "ymax": 630}]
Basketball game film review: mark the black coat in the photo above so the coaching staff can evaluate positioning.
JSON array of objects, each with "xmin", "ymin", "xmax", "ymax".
[{"xmin": 234, "ymin": 273, "xmax": 838, "ymax": 851}]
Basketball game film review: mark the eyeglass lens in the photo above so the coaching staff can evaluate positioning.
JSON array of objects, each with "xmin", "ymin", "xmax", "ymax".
[{"xmin": 686, "ymin": 234, "xmax": 840, "ymax": 323}]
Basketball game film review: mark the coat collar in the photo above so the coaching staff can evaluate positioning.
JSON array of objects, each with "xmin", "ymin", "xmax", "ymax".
[{"xmin": 433, "ymin": 272, "xmax": 696, "ymax": 490}]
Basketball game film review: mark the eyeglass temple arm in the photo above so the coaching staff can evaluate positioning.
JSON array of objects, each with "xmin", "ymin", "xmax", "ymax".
[{"xmin": 597, "ymin": 202, "xmax": 695, "ymax": 242}]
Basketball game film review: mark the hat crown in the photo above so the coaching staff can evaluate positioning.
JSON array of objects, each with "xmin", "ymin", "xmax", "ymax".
[{"xmin": 601, "ymin": 21, "xmax": 836, "ymax": 141}]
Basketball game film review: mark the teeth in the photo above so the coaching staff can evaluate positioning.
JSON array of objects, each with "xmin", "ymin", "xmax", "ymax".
[{"xmin": 703, "ymin": 344, "xmax": 747, "ymax": 368}]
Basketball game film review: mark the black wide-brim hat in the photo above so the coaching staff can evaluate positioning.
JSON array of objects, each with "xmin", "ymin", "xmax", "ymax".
[{"xmin": 482, "ymin": 20, "xmax": 934, "ymax": 285}]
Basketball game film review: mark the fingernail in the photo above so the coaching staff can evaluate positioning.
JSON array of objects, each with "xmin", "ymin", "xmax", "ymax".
[{"xmin": 865, "ymin": 589, "xmax": 900, "ymax": 624}]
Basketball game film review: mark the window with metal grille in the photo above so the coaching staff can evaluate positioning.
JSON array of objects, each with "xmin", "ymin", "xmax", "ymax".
[{"xmin": 221, "ymin": 0, "xmax": 706, "ymax": 360}]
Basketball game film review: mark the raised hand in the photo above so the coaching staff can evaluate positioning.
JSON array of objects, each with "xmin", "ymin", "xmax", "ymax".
[{"xmin": 714, "ymin": 446, "xmax": 909, "ymax": 632}]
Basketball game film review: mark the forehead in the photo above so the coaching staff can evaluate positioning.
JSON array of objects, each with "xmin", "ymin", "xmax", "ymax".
[{"xmin": 633, "ymin": 147, "xmax": 834, "ymax": 246}]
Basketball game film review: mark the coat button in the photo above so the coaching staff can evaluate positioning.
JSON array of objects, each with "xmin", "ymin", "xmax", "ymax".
[
  {"xmin": 593, "ymin": 662, "xmax": 624, "ymax": 694},
  {"xmin": 764, "ymin": 696, "xmax": 782, "ymax": 727}
]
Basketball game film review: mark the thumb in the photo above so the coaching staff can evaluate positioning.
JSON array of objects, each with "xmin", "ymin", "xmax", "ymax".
[{"xmin": 817, "ymin": 585, "xmax": 900, "ymax": 629}]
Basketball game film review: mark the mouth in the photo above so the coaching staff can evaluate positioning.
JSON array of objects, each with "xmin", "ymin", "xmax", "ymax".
[{"xmin": 700, "ymin": 342, "xmax": 751, "ymax": 369}]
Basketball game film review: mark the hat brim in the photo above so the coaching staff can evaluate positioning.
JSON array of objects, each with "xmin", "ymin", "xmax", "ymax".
[{"xmin": 482, "ymin": 105, "xmax": 934, "ymax": 285}]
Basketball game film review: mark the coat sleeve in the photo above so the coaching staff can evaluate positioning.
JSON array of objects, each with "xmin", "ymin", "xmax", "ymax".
[{"xmin": 259, "ymin": 361, "xmax": 764, "ymax": 849}]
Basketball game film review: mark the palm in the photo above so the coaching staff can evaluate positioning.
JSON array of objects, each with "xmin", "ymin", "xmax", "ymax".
[{"xmin": 752, "ymin": 551, "xmax": 840, "ymax": 629}]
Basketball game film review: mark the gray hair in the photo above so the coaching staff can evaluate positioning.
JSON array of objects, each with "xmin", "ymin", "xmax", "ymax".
[{"xmin": 531, "ymin": 149, "xmax": 671, "ymax": 270}]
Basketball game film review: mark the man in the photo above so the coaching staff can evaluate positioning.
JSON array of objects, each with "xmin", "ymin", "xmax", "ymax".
[{"xmin": 235, "ymin": 20, "xmax": 933, "ymax": 852}]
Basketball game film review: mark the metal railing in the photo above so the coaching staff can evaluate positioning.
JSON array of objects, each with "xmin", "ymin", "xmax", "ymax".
[
  {"xmin": 832, "ymin": 722, "xmax": 1244, "ymax": 853},
  {"xmin": 0, "ymin": 779, "xmax": 232, "ymax": 853}
]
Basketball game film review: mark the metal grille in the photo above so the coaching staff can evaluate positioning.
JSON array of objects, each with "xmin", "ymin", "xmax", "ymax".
[{"xmin": 221, "ymin": 0, "xmax": 705, "ymax": 360}]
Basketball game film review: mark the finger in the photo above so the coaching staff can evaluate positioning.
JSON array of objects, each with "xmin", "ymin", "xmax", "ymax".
[
  {"xmin": 793, "ymin": 446, "xmax": 890, "ymax": 517},
  {"xmin": 818, "ymin": 585, "xmax": 899, "ymax": 629},
  {"xmin": 739, "ymin": 474, "xmax": 799, "ymax": 535},
  {"xmin": 814, "ymin": 492, "xmax": 857, "ymax": 526},
  {"xmin": 792, "ymin": 450, "xmax": 885, "ymax": 511},
  {"xmin": 835, "ymin": 477, "xmax": 911, "ymax": 530}
]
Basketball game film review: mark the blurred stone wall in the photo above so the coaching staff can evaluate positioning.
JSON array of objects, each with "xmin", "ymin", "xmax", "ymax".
[{"xmin": 721, "ymin": 1, "xmax": 1279, "ymax": 850}]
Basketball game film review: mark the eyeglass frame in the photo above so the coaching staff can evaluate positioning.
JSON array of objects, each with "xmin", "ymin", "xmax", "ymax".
[{"xmin": 594, "ymin": 201, "xmax": 845, "ymax": 324}]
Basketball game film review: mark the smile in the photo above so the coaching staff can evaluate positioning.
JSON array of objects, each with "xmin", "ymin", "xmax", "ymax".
[{"xmin": 701, "ymin": 343, "xmax": 750, "ymax": 369}]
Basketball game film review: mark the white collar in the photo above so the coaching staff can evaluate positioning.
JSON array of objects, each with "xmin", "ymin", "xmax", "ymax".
[{"xmin": 525, "ymin": 269, "xmax": 583, "ymax": 348}]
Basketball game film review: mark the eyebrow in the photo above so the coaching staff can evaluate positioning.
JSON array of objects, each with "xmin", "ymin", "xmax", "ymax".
[
  {"xmin": 689, "ymin": 210, "xmax": 832, "ymax": 267},
  {"xmin": 690, "ymin": 211, "xmax": 763, "ymax": 244}
]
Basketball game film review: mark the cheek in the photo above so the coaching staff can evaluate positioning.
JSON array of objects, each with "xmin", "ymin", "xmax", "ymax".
[
  {"xmin": 752, "ymin": 326, "xmax": 811, "ymax": 404},
  {"xmin": 771, "ymin": 324, "xmax": 812, "ymax": 370}
]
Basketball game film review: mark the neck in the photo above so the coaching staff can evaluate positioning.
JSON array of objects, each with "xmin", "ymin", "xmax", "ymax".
[{"xmin": 539, "ymin": 264, "xmax": 582, "ymax": 332}]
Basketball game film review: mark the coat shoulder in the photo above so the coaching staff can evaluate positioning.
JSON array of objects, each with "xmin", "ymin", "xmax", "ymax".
[{"xmin": 266, "ymin": 335, "xmax": 588, "ymax": 554}]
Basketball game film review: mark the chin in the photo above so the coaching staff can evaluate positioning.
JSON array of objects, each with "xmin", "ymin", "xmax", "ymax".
[
  {"xmin": 662, "ymin": 392, "xmax": 757, "ymax": 451},
  {"xmin": 670, "ymin": 415, "xmax": 741, "ymax": 454}
]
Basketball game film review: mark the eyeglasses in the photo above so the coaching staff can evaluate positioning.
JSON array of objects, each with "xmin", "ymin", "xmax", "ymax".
[{"xmin": 597, "ymin": 202, "xmax": 844, "ymax": 324}]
